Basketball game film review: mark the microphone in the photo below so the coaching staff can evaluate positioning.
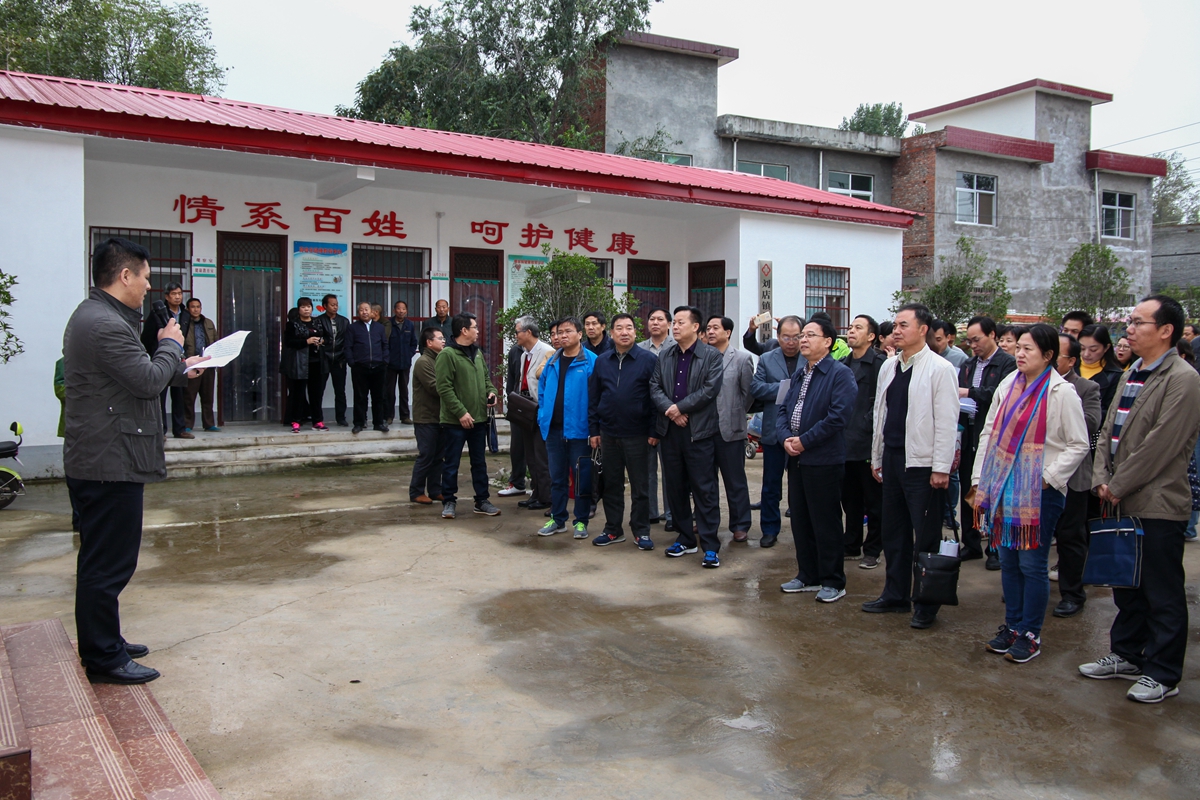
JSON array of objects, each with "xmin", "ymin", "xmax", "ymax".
[{"xmin": 150, "ymin": 299, "xmax": 170, "ymax": 327}]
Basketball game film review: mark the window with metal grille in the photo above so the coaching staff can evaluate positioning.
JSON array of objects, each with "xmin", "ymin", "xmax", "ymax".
[
  {"xmin": 828, "ymin": 171, "xmax": 874, "ymax": 202},
  {"xmin": 1101, "ymin": 191, "xmax": 1136, "ymax": 239},
  {"xmin": 956, "ymin": 172, "xmax": 996, "ymax": 226},
  {"xmin": 805, "ymin": 266, "xmax": 850, "ymax": 332},
  {"xmin": 591, "ymin": 258, "xmax": 614, "ymax": 288},
  {"xmin": 689, "ymin": 261, "xmax": 726, "ymax": 322},
  {"xmin": 89, "ymin": 228, "xmax": 192, "ymax": 317},
  {"xmin": 738, "ymin": 160, "xmax": 789, "ymax": 181},
  {"xmin": 352, "ymin": 243, "xmax": 431, "ymax": 318},
  {"xmin": 628, "ymin": 260, "xmax": 670, "ymax": 321}
]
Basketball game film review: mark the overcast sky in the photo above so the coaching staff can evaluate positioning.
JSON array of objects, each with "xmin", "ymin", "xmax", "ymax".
[{"xmin": 203, "ymin": 0, "xmax": 1200, "ymax": 162}]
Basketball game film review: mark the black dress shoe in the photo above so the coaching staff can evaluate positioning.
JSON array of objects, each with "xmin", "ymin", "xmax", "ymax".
[
  {"xmin": 785, "ymin": 508, "xmax": 792, "ymax": 518},
  {"xmin": 648, "ymin": 516, "xmax": 663, "ymax": 523},
  {"xmin": 337, "ymin": 419, "xmax": 349, "ymax": 427},
  {"xmin": 985, "ymin": 553, "xmax": 1001, "ymax": 571},
  {"xmin": 959, "ymin": 550, "xmax": 984, "ymax": 562},
  {"xmin": 352, "ymin": 426, "xmax": 363, "ymax": 434},
  {"xmin": 861, "ymin": 597, "xmax": 910, "ymax": 613},
  {"xmin": 910, "ymin": 612, "xmax": 937, "ymax": 629},
  {"xmin": 1053, "ymin": 598, "xmax": 1085, "ymax": 618},
  {"xmin": 124, "ymin": 643, "xmax": 149, "ymax": 659},
  {"xmin": 86, "ymin": 660, "xmax": 160, "ymax": 685},
  {"xmin": 518, "ymin": 499, "xmax": 532, "ymax": 507},
  {"xmin": 664, "ymin": 520, "xmax": 677, "ymax": 532},
  {"xmin": 759, "ymin": 535, "xmax": 777, "ymax": 548},
  {"xmin": 749, "ymin": 502, "xmax": 762, "ymax": 511},
  {"xmin": 526, "ymin": 501, "xmax": 550, "ymax": 510},
  {"xmin": 375, "ymin": 424, "xmax": 389, "ymax": 432}
]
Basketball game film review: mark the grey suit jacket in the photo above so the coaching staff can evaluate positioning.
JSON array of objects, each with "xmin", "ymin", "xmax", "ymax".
[{"xmin": 715, "ymin": 346, "xmax": 754, "ymax": 442}]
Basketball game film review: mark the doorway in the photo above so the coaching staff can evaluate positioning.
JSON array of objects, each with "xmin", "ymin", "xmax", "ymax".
[
  {"xmin": 627, "ymin": 259, "xmax": 670, "ymax": 324},
  {"xmin": 217, "ymin": 232, "xmax": 288, "ymax": 423},
  {"xmin": 449, "ymin": 247, "xmax": 504, "ymax": 381},
  {"xmin": 688, "ymin": 260, "xmax": 726, "ymax": 322}
]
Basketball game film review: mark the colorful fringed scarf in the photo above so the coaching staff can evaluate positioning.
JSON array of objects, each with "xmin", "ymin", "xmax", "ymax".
[{"xmin": 974, "ymin": 367, "xmax": 1053, "ymax": 550}]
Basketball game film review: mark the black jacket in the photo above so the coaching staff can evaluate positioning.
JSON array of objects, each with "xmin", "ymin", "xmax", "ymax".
[
  {"xmin": 385, "ymin": 317, "xmax": 418, "ymax": 370},
  {"xmin": 588, "ymin": 345, "xmax": 658, "ymax": 438},
  {"xmin": 281, "ymin": 317, "xmax": 323, "ymax": 381},
  {"xmin": 584, "ymin": 333, "xmax": 614, "ymax": 356},
  {"xmin": 1083, "ymin": 357, "xmax": 1127, "ymax": 418},
  {"xmin": 345, "ymin": 319, "xmax": 389, "ymax": 367},
  {"xmin": 139, "ymin": 303, "xmax": 189, "ymax": 355},
  {"xmin": 775, "ymin": 356, "xmax": 857, "ymax": 466},
  {"xmin": 958, "ymin": 348, "xmax": 1017, "ymax": 453},
  {"xmin": 317, "ymin": 312, "xmax": 350, "ymax": 366},
  {"xmin": 839, "ymin": 346, "xmax": 885, "ymax": 462},
  {"xmin": 742, "ymin": 328, "xmax": 779, "ymax": 356},
  {"xmin": 648, "ymin": 339, "xmax": 724, "ymax": 440}
]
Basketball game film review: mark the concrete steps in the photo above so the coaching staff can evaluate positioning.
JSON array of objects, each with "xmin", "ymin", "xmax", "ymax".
[
  {"xmin": 0, "ymin": 619, "xmax": 220, "ymax": 800},
  {"xmin": 164, "ymin": 422, "xmax": 511, "ymax": 479}
]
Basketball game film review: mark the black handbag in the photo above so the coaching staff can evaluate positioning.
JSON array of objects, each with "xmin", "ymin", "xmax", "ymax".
[
  {"xmin": 506, "ymin": 391, "xmax": 539, "ymax": 431},
  {"xmin": 1083, "ymin": 505, "xmax": 1143, "ymax": 588},
  {"xmin": 911, "ymin": 488, "xmax": 961, "ymax": 606}
]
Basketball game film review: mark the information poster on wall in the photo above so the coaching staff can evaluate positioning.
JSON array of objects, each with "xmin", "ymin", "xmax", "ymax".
[
  {"xmin": 293, "ymin": 242, "xmax": 349, "ymax": 313},
  {"xmin": 507, "ymin": 254, "xmax": 547, "ymax": 307}
]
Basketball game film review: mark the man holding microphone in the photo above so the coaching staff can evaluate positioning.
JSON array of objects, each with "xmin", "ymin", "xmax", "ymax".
[{"xmin": 63, "ymin": 238, "xmax": 208, "ymax": 684}]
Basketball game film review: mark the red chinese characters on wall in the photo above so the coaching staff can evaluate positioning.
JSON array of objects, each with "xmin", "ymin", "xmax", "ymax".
[
  {"xmin": 471, "ymin": 220, "xmax": 509, "ymax": 245},
  {"xmin": 518, "ymin": 223, "xmax": 554, "ymax": 249},
  {"xmin": 173, "ymin": 194, "xmax": 224, "ymax": 226},
  {"xmin": 607, "ymin": 232, "xmax": 638, "ymax": 255},
  {"xmin": 242, "ymin": 202, "xmax": 290, "ymax": 230},
  {"xmin": 362, "ymin": 210, "xmax": 407, "ymax": 239},
  {"xmin": 563, "ymin": 227, "xmax": 598, "ymax": 253},
  {"xmin": 304, "ymin": 206, "xmax": 351, "ymax": 234}
]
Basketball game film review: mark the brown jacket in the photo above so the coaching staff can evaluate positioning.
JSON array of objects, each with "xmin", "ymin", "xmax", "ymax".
[
  {"xmin": 1092, "ymin": 350, "xmax": 1200, "ymax": 520},
  {"xmin": 183, "ymin": 315, "xmax": 218, "ymax": 358}
]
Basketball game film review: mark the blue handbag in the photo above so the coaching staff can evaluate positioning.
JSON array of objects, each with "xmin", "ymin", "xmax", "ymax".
[{"xmin": 1083, "ymin": 506, "xmax": 1144, "ymax": 589}]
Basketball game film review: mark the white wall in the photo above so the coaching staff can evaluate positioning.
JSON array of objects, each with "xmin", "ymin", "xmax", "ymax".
[
  {"xmin": 917, "ymin": 91, "xmax": 1037, "ymax": 141},
  {"xmin": 0, "ymin": 126, "xmax": 85, "ymax": 475}
]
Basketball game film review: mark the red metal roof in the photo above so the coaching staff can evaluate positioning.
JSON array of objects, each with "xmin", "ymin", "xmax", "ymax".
[
  {"xmin": 940, "ymin": 126, "xmax": 1056, "ymax": 163},
  {"xmin": 0, "ymin": 70, "xmax": 916, "ymax": 229},
  {"xmin": 910, "ymin": 79, "xmax": 1113, "ymax": 120},
  {"xmin": 1085, "ymin": 150, "xmax": 1167, "ymax": 178}
]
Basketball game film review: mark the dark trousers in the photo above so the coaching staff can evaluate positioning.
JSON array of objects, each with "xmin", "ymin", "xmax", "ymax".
[
  {"xmin": 661, "ymin": 426, "xmax": 721, "ymax": 552},
  {"xmin": 184, "ymin": 368, "xmax": 216, "ymax": 430},
  {"xmin": 351, "ymin": 363, "xmax": 386, "ymax": 427},
  {"xmin": 286, "ymin": 369, "xmax": 325, "ymax": 425},
  {"xmin": 546, "ymin": 429, "xmax": 592, "ymax": 525},
  {"xmin": 1111, "ymin": 518, "xmax": 1189, "ymax": 687},
  {"xmin": 410, "ymin": 423, "xmax": 444, "ymax": 500},
  {"xmin": 714, "ymin": 437, "xmax": 751, "ymax": 533},
  {"xmin": 880, "ymin": 447, "xmax": 945, "ymax": 614},
  {"xmin": 959, "ymin": 444, "xmax": 996, "ymax": 558},
  {"xmin": 385, "ymin": 366, "xmax": 411, "ymax": 421},
  {"xmin": 600, "ymin": 433, "xmax": 651, "ymax": 539},
  {"xmin": 67, "ymin": 478, "xmax": 144, "ymax": 672},
  {"xmin": 508, "ymin": 422, "xmax": 529, "ymax": 490},
  {"xmin": 1054, "ymin": 488, "xmax": 1091, "ymax": 603},
  {"xmin": 440, "ymin": 424, "xmax": 490, "ymax": 503},
  {"xmin": 159, "ymin": 385, "xmax": 185, "ymax": 436},
  {"xmin": 324, "ymin": 359, "xmax": 348, "ymax": 423},
  {"xmin": 789, "ymin": 460, "xmax": 846, "ymax": 589},
  {"xmin": 759, "ymin": 441, "xmax": 787, "ymax": 537},
  {"xmin": 842, "ymin": 459, "xmax": 882, "ymax": 557},
  {"xmin": 527, "ymin": 428, "xmax": 551, "ymax": 504},
  {"xmin": 647, "ymin": 441, "xmax": 671, "ymax": 522}
]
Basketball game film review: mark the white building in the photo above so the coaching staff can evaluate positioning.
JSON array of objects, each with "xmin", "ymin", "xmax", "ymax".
[{"xmin": 0, "ymin": 70, "xmax": 917, "ymax": 476}]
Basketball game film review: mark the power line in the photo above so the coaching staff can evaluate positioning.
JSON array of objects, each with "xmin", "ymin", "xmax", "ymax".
[{"xmin": 1100, "ymin": 121, "xmax": 1200, "ymax": 149}]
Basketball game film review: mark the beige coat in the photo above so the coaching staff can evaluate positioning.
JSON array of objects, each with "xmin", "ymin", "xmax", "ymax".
[
  {"xmin": 871, "ymin": 345, "xmax": 960, "ymax": 474},
  {"xmin": 1091, "ymin": 351, "xmax": 1200, "ymax": 520},
  {"xmin": 971, "ymin": 369, "xmax": 1090, "ymax": 495}
]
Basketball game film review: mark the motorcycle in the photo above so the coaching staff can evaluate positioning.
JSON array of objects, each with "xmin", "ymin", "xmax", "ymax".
[{"xmin": 0, "ymin": 422, "xmax": 25, "ymax": 510}]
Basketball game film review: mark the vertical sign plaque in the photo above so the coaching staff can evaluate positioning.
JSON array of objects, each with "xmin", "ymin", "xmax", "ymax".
[{"xmin": 757, "ymin": 260, "xmax": 774, "ymax": 342}]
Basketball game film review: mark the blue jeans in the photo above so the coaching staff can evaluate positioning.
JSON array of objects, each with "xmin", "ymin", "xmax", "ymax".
[
  {"xmin": 441, "ymin": 424, "xmax": 491, "ymax": 504},
  {"xmin": 545, "ymin": 430, "xmax": 592, "ymax": 526},
  {"xmin": 759, "ymin": 442, "xmax": 787, "ymax": 537},
  {"xmin": 998, "ymin": 487, "xmax": 1067, "ymax": 637}
]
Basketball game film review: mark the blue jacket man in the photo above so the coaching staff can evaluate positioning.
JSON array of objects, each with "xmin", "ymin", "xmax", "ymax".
[
  {"xmin": 775, "ymin": 356, "xmax": 857, "ymax": 465},
  {"xmin": 749, "ymin": 314, "xmax": 805, "ymax": 547},
  {"xmin": 345, "ymin": 303, "xmax": 390, "ymax": 432},
  {"xmin": 385, "ymin": 309, "xmax": 418, "ymax": 423},
  {"xmin": 588, "ymin": 345, "xmax": 657, "ymax": 439}
]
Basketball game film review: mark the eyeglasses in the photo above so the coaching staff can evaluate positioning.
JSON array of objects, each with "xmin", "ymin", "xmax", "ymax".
[
  {"xmin": 779, "ymin": 335, "xmax": 801, "ymax": 343},
  {"xmin": 1126, "ymin": 318, "xmax": 1161, "ymax": 329},
  {"xmin": 798, "ymin": 333, "xmax": 825, "ymax": 340}
]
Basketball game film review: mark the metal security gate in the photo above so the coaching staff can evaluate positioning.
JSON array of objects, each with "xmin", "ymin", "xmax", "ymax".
[
  {"xmin": 628, "ymin": 259, "xmax": 670, "ymax": 325},
  {"xmin": 449, "ymin": 247, "xmax": 503, "ymax": 382},
  {"xmin": 688, "ymin": 260, "xmax": 726, "ymax": 323},
  {"xmin": 218, "ymin": 233, "xmax": 287, "ymax": 423}
]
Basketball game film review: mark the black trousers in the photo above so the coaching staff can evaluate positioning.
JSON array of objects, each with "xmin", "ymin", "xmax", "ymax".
[
  {"xmin": 958, "ymin": 444, "xmax": 996, "ymax": 558},
  {"xmin": 880, "ymin": 447, "xmax": 944, "ymax": 614},
  {"xmin": 324, "ymin": 359, "xmax": 348, "ymax": 423},
  {"xmin": 287, "ymin": 367, "xmax": 326, "ymax": 425},
  {"xmin": 527, "ymin": 427, "xmax": 552, "ymax": 504},
  {"xmin": 159, "ymin": 384, "xmax": 186, "ymax": 436},
  {"xmin": 842, "ymin": 459, "xmax": 883, "ymax": 557},
  {"xmin": 714, "ymin": 437, "xmax": 752, "ymax": 533},
  {"xmin": 600, "ymin": 433, "xmax": 651, "ymax": 539},
  {"xmin": 409, "ymin": 423, "xmax": 444, "ymax": 500},
  {"xmin": 385, "ymin": 366, "xmax": 411, "ymax": 421},
  {"xmin": 67, "ymin": 478, "xmax": 144, "ymax": 672},
  {"xmin": 508, "ymin": 421, "xmax": 529, "ymax": 490},
  {"xmin": 789, "ymin": 460, "xmax": 846, "ymax": 589},
  {"xmin": 1054, "ymin": 488, "xmax": 1091, "ymax": 603},
  {"xmin": 661, "ymin": 426, "xmax": 720, "ymax": 553},
  {"xmin": 1111, "ymin": 518, "xmax": 1188, "ymax": 687},
  {"xmin": 351, "ymin": 363, "xmax": 386, "ymax": 427}
]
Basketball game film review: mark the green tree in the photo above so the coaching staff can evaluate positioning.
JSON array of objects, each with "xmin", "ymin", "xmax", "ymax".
[
  {"xmin": 496, "ymin": 247, "xmax": 640, "ymax": 344},
  {"xmin": 611, "ymin": 126, "xmax": 679, "ymax": 160},
  {"xmin": 1044, "ymin": 243, "xmax": 1132, "ymax": 324},
  {"xmin": 1160, "ymin": 285, "xmax": 1200, "ymax": 321},
  {"xmin": 0, "ymin": 0, "xmax": 225, "ymax": 94},
  {"xmin": 1150, "ymin": 151, "xmax": 1200, "ymax": 226},
  {"xmin": 0, "ymin": 268, "xmax": 24, "ymax": 364},
  {"xmin": 337, "ymin": 0, "xmax": 656, "ymax": 147},
  {"xmin": 839, "ymin": 101, "xmax": 923, "ymax": 139},
  {"xmin": 891, "ymin": 236, "xmax": 1010, "ymax": 326}
]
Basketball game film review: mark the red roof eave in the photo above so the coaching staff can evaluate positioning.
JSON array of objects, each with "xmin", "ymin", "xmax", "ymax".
[
  {"xmin": 939, "ymin": 126, "xmax": 1055, "ymax": 163},
  {"xmin": 1086, "ymin": 150, "xmax": 1167, "ymax": 178},
  {"xmin": 911, "ymin": 79, "xmax": 1112, "ymax": 120}
]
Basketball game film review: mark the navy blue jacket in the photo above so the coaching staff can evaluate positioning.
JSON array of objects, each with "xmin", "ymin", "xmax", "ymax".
[
  {"xmin": 588, "ymin": 345, "xmax": 658, "ymax": 438},
  {"xmin": 775, "ymin": 355, "xmax": 857, "ymax": 466},
  {"xmin": 386, "ymin": 317, "xmax": 418, "ymax": 370},
  {"xmin": 345, "ymin": 320, "xmax": 389, "ymax": 367}
]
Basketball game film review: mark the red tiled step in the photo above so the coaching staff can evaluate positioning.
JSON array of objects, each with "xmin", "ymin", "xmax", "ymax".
[
  {"xmin": 0, "ymin": 643, "xmax": 32, "ymax": 800},
  {"xmin": 2, "ymin": 620, "xmax": 145, "ymax": 799}
]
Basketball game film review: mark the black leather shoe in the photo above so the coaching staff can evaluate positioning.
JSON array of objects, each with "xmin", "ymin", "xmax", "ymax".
[
  {"xmin": 959, "ymin": 550, "xmax": 983, "ymax": 562},
  {"xmin": 124, "ymin": 643, "xmax": 149, "ymax": 659},
  {"xmin": 86, "ymin": 660, "xmax": 160, "ymax": 685},
  {"xmin": 518, "ymin": 499, "xmax": 532, "ymax": 508},
  {"xmin": 862, "ymin": 597, "xmax": 910, "ymax": 614},
  {"xmin": 985, "ymin": 553, "xmax": 1001, "ymax": 571},
  {"xmin": 910, "ymin": 612, "xmax": 937, "ymax": 629},
  {"xmin": 375, "ymin": 424, "xmax": 390, "ymax": 433},
  {"xmin": 526, "ymin": 501, "xmax": 550, "ymax": 510},
  {"xmin": 352, "ymin": 426, "xmax": 363, "ymax": 434},
  {"xmin": 749, "ymin": 502, "xmax": 762, "ymax": 511},
  {"xmin": 1053, "ymin": 598, "xmax": 1085, "ymax": 618},
  {"xmin": 664, "ymin": 521, "xmax": 677, "ymax": 532},
  {"xmin": 785, "ymin": 508, "xmax": 792, "ymax": 518},
  {"xmin": 336, "ymin": 419, "xmax": 349, "ymax": 427},
  {"xmin": 759, "ymin": 535, "xmax": 777, "ymax": 548}
]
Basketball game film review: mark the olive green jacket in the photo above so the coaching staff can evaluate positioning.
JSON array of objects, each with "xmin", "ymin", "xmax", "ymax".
[{"xmin": 435, "ymin": 343, "xmax": 497, "ymax": 426}]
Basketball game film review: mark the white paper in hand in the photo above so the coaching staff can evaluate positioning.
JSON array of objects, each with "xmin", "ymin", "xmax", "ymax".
[
  {"xmin": 193, "ymin": 330, "xmax": 251, "ymax": 368},
  {"xmin": 775, "ymin": 378, "xmax": 791, "ymax": 406}
]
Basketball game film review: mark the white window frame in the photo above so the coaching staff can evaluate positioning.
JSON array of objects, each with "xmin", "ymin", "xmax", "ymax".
[
  {"xmin": 827, "ymin": 171, "xmax": 874, "ymax": 202},
  {"xmin": 1101, "ymin": 191, "xmax": 1136, "ymax": 239},
  {"xmin": 654, "ymin": 152, "xmax": 693, "ymax": 166},
  {"xmin": 737, "ymin": 160, "xmax": 789, "ymax": 181},
  {"xmin": 955, "ymin": 172, "xmax": 997, "ymax": 226}
]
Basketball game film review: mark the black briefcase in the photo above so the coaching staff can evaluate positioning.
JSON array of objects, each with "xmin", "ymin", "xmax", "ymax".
[
  {"xmin": 911, "ymin": 488, "xmax": 961, "ymax": 606},
  {"xmin": 506, "ymin": 391, "xmax": 538, "ymax": 431}
]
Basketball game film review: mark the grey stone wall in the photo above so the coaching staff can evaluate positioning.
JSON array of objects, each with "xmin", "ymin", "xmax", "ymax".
[{"xmin": 1152, "ymin": 225, "xmax": 1200, "ymax": 290}]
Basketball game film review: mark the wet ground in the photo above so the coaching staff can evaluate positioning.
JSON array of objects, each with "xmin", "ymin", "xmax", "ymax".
[{"xmin": 2, "ymin": 459, "xmax": 1199, "ymax": 799}]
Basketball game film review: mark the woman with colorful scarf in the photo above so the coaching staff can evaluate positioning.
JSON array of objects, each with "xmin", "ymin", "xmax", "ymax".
[{"xmin": 971, "ymin": 324, "xmax": 1090, "ymax": 663}]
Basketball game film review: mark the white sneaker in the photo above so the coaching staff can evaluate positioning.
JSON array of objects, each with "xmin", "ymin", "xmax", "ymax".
[
  {"xmin": 1049, "ymin": 563, "xmax": 1059, "ymax": 582},
  {"xmin": 1126, "ymin": 676, "xmax": 1179, "ymax": 703},
  {"xmin": 1078, "ymin": 653, "xmax": 1142, "ymax": 680},
  {"xmin": 498, "ymin": 484, "xmax": 525, "ymax": 497}
]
